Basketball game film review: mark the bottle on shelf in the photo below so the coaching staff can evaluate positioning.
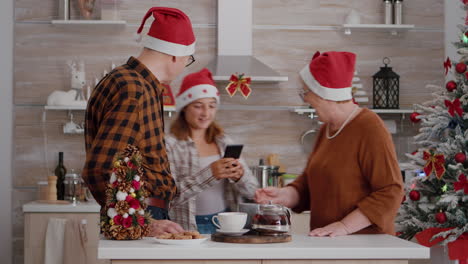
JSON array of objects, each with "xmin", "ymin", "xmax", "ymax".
[
  {"xmin": 394, "ymin": 0, "xmax": 403, "ymax": 25},
  {"xmin": 383, "ymin": 0, "xmax": 393, "ymax": 24},
  {"xmin": 54, "ymin": 152, "xmax": 67, "ymax": 200}
]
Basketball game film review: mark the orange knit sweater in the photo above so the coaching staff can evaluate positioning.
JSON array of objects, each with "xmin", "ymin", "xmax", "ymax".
[{"xmin": 289, "ymin": 108, "xmax": 404, "ymax": 235}]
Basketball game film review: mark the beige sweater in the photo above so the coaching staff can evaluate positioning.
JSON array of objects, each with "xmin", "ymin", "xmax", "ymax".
[{"xmin": 289, "ymin": 108, "xmax": 404, "ymax": 235}]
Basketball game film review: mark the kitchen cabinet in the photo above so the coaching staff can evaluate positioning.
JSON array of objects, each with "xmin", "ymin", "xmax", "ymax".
[{"xmin": 23, "ymin": 201, "xmax": 108, "ymax": 264}]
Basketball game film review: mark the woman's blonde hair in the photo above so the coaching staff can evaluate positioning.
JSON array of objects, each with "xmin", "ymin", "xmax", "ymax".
[{"xmin": 170, "ymin": 110, "xmax": 223, "ymax": 144}]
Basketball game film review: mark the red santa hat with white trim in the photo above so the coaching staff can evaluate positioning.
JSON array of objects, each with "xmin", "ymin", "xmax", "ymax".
[
  {"xmin": 137, "ymin": 7, "xmax": 196, "ymax": 56},
  {"xmin": 300, "ymin": 51, "xmax": 356, "ymax": 101},
  {"xmin": 176, "ymin": 68, "xmax": 220, "ymax": 112}
]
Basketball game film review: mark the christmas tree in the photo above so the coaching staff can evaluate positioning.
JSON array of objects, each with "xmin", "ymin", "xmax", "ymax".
[
  {"xmin": 397, "ymin": 1, "xmax": 468, "ymax": 258},
  {"xmin": 101, "ymin": 145, "xmax": 152, "ymax": 240}
]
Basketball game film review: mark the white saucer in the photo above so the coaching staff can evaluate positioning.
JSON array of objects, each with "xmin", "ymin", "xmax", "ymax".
[{"xmin": 215, "ymin": 229, "xmax": 249, "ymax": 236}]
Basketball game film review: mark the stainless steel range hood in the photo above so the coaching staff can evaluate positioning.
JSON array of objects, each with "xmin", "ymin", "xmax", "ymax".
[{"xmin": 205, "ymin": 0, "xmax": 288, "ymax": 82}]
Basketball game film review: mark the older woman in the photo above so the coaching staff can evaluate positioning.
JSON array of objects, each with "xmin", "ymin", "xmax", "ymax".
[
  {"xmin": 255, "ymin": 51, "xmax": 404, "ymax": 237},
  {"xmin": 166, "ymin": 68, "xmax": 258, "ymax": 234}
]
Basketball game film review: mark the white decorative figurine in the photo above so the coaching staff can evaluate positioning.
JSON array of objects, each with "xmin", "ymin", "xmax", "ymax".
[{"xmin": 46, "ymin": 60, "xmax": 88, "ymax": 107}]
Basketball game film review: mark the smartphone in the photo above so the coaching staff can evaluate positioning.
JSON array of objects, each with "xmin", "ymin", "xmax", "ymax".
[{"xmin": 223, "ymin": 144, "xmax": 244, "ymax": 159}]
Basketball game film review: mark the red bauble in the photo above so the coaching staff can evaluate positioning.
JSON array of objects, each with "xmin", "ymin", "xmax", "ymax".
[
  {"xmin": 446, "ymin": 81, "xmax": 457, "ymax": 92},
  {"xmin": 455, "ymin": 152, "xmax": 466, "ymax": 163},
  {"xmin": 409, "ymin": 190, "xmax": 420, "ymax": 201},
  {"xmin": 456, "ymin": 62, "xmax": 467, "ymax": 73},
  {"xmin": 410, "ymin": 112, "xmax": 421, "ymax": 123},
  {"xmin": 435, "ymin": 212, "xmax": 447, "ymax": 224}
]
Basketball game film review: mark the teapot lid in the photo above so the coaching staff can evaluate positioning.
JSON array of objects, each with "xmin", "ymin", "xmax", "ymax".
[{"xmin": 259, "ymin": 201, "xmax": 285, "ymax": 213}]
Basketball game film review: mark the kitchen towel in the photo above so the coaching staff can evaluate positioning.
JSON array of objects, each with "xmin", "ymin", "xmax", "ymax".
[
  {"xmin": 64, "ymin": 219, "xmax": 88, "ymax": 264},
  {"xmin": 44, "ymin": 218, "xmax": 67, "ymax": 264}
]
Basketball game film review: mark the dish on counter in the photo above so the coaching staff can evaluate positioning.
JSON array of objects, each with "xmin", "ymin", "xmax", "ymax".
[
  {"xmin": 153, "ymin": 236, "xmax": 208, "ymax": 245},
  {"xmin": 154, "ymin": 231, "xmax": 208, "ymax": 245},
  {"xmin": 215, "ymin": 228, "xmax": 249, "ymax": 236}
]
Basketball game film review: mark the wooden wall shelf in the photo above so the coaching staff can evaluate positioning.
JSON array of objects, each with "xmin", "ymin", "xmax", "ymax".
[{"xmin": 342, "ymin": 24, "xmax": 415, "ymax": 35}]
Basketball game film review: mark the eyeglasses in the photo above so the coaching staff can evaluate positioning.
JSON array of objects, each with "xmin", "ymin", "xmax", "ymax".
[{"xmin": 185, "ymin": 55, "xmax": 195, "ymax": 67}]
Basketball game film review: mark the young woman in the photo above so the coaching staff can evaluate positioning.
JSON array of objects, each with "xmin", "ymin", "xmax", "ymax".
[{"xmin": 166, "ymin": 68, "xmax": 258, "ymax": 234}]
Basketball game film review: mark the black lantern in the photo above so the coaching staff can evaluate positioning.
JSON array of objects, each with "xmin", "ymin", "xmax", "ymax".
[{"xmin": 373, "ymin": 57, "xmax": 400, "ymax": 109}]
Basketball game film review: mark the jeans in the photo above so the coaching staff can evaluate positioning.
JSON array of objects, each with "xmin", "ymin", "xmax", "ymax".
[
  {"xmin": 195, "ymin": 209, "xmax": 227, "ymax": 234},
  {"xmin": 147, "ymin": 206, "xmax": 169, "ymax": 220}
]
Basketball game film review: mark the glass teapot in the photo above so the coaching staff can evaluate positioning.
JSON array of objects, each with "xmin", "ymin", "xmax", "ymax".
[{"xmin": 252, "ymin": 202, "xmax": 291, "ymax": 235}]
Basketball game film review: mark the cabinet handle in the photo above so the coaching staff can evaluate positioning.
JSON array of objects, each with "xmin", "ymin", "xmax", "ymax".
[{"xmin": 80, "ymin": 219, "xmax": 88, "ymax": 243}]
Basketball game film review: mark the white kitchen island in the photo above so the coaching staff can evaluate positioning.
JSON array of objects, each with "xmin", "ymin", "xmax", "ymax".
[{"xmin": 98, "ymin": 234, "xmax": 429, "ymax": 264}]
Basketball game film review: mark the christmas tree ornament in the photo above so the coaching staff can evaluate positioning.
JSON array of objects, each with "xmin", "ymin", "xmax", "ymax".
[
  {"xmin": 444, "ymin": 57, "xmax": 452, "ymax": 75},
  {"xmin": 444, "ymin": 98, "xmax": 463, "ymax": 117},
  {"xmin": 463, "ymin": 30, "xmax": 468, "ymax": 42},
  {"xmin": 423, "ymin": 151, "xmax": 446, "ymax": 179},
  {"xmin": 441, "ymin": 184, "xmax": 448, "ymax": 193},
  {"xmin": 410, "ymin": 112, "xmax": 421, "ymax": 123},
  {"xmin": 455, "ymin": 152, "xmax": 466, "ymax": 163},
  {"xmin": 435, "ymin": 212, "xmax": 447, "ymax": 224},
  {"xmin": 372, "ymin": 57, "xmax": 400, "ymax": 109},
  {"xmin": 454, "ymin": 173, "xmax": 468, "ymax": 194},
  {"xmin": 225, "ymin": 73, "xmax": 252, "ymax": 99},
  {"xmin": 445, "ymin": 81, "xmax": 457, "ymax": 92},
  {"xmin": 409, "ymin": 190, "xmax": 421, "ymax": 201},
  {"xmin": 455, "ymin": 62, "xmax": 467, "ymax": 73}
]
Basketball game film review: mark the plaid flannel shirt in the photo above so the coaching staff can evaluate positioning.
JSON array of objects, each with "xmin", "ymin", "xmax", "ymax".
[
  {"xmin": 166, "ymin": 134, "xmax": 259, "ymax": 231},
  {"xmin": 83, "ymin": 57, "xmax": 176, "ymax": 207}
]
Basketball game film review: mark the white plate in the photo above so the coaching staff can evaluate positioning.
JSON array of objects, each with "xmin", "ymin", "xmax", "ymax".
[
  {"xmin": 215, "ymin": 229, "xmax": 249, "ymax": 236},
  {"xmin": 153, "ymin": 236, "xmax": 208, "ymax": 246}
]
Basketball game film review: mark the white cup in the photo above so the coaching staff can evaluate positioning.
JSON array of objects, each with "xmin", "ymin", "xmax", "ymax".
[{"xmin": 211, "ymin": 212, "xmax": 247, "ymax": 231}]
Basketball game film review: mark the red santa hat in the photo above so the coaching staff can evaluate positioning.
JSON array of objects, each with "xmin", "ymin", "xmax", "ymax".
[
  {"xmin": 137, "ymin": 7, "xmax": 196, "ymax": 56},
  {"xmin": 176, "ymin": 68, "xmax": 220, "ymax": 112},
  {"xmin": 300, "ymin": 51, "xmax": 356, "ymax": 101}
]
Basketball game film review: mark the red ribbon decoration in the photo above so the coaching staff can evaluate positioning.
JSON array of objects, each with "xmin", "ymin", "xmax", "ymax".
[
  {"xmin": 416, "ymin": 228, "xmax": 468, "ymax": 264},
  {"xmin": 444, "ymin": 98, "xmax": 463, "ymax": 117},
  {"xmin": 423, "ymin": 151, "xmax": 446, "ymax": 179},
  {"xmin": 444, "ymin": 57, "xmax": 452, "ymax": 75},
  {"xmin": 225, "ymin": 74, "xmax": 252, "ymax": 99}
]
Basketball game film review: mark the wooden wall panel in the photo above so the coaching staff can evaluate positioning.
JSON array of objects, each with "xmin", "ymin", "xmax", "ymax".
[
  {"xmin": 253, "ymin": 0, "xmax": 443, "ymax": 27},
  {"xmin": 15, "ymin": 0, "xmax": 216, "ymax": 24},
  {"xmin": 14, "ymin": 25, "xmax": 215, "ymax": 105},
  {"xmin": 252, "ymin": 30, "xmax": 444, "ymax": 108}
]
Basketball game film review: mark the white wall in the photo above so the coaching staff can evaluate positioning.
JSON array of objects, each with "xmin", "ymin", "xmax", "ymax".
[
  {"xmin": 445, "ymin": 0, "xmax": 466, "ymax": 67},
  {"xmin": 0, "ymin": 0, "xmax": 13, "ymax": 262}
]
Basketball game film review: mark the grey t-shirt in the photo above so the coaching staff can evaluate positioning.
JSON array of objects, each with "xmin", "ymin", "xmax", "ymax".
[{"xmin": 195, "ymin": 154, "xmax": 227, "ymax": 215}]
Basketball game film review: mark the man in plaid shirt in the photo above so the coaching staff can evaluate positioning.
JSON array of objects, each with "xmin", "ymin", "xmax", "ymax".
[{"xmin": 83, "ymin": 7, "xmax": 196, "ymax": 235}]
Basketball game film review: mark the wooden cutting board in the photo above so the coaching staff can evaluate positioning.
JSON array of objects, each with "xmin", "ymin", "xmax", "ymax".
[{"xmin": 211, "ymin": 233, "xmax": 291, "ymax": 244}]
